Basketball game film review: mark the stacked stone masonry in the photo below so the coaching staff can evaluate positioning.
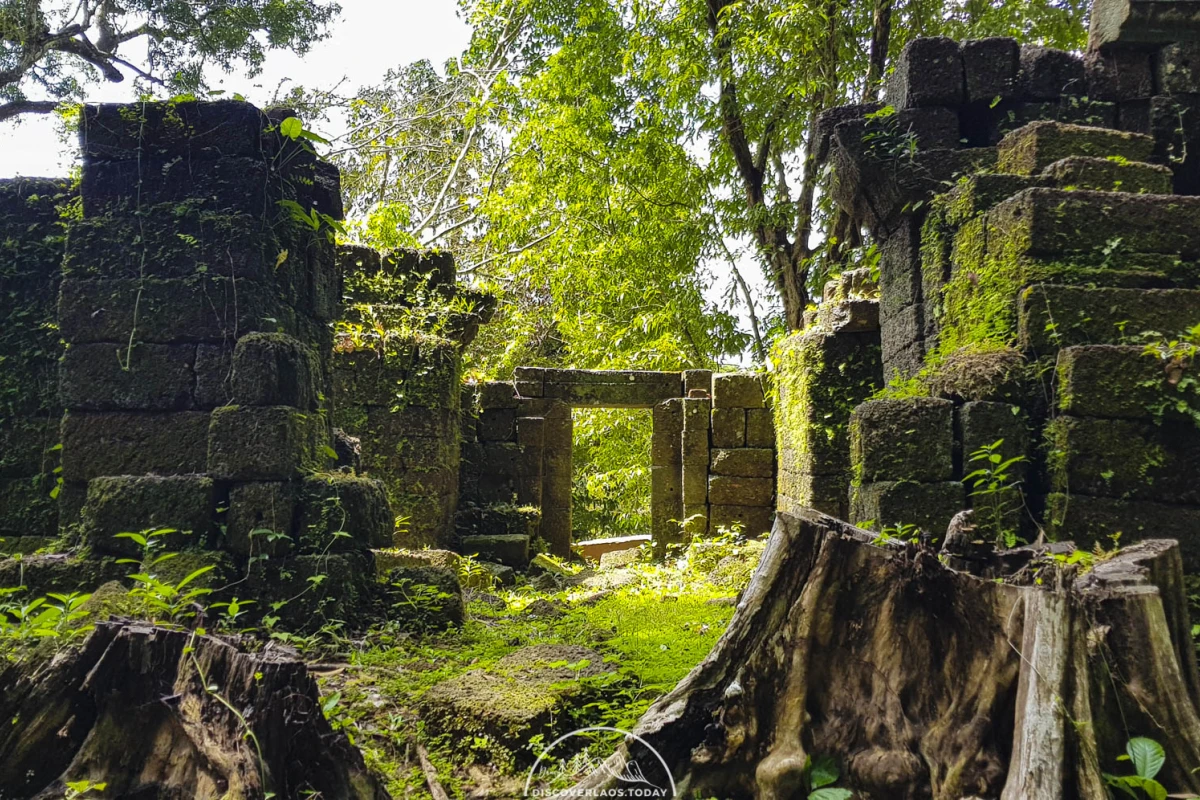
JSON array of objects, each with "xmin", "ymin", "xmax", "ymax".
[
  {"xmin": 19, "ymin": 100, "xmax": 395, "ymax": 628},
  {"xmin": 457, "ymin": 369, "xmax": 777, "ymax": 563},
  {"xmin": 0, "ymin": 179, "xmax": 71, "ymax": 552},
  {"xmin": 796, "ymin": 20, "xmax": 1200, "ymax": 563}
]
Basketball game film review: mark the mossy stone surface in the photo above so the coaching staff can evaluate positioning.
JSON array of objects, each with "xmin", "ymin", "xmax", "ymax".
[
  {"xmin": 82, "ymin": 474, "xmax": 216, "ymax": 557},
  {"xmin": 60, "ymin": 343, "xmax": 197, "ymax": 412},
  {"xmin": 0, "ymin": 553, "xmax": 126, "ymax": 596},
  {"xmin": 1045, "ymin": 415, "xmax": 1200, "ymax": 503},
  {"xmin": 1044, "ymin": 493, "xmax": 1200, "ymax": 569},
  {"xmin": 207, "ymin": 406, "xmax": 325, "ymax": 481},
  {"xmin": 850, "ymin": 397, "xmax": 954, "ymax": 483},
  {"xmin": 1018, "ymin": 285, "xmax": 1200, "ymax": 352},
  {"xmin": 231, "ymin": 333, "xmax": 321, "ymax": 410},
  {"xmin": 296, "ymin": 474, "xmax": 394, "ymax": 551},
  {"xmin": 996, "ymin": 121, "xmax": 1153, "ymax": 175},
  {"xmin": 1041, "ymin": 155, "xmax": 1173, "ymax": 194},
  {"xmin": 420, "ymin": 644, "xmax": 616, "ymax": 760},
  {"xmin": 459, "ymin": 534, "xmax": 530, "ymax": 568},
  {"xmin": 61, "ymin": 411, "xmax": 211, "ymax": 481},
  {"xmin": 382, "ymin": 564, "xmax": 464, "ymax": 629},
  {"xmin": 226, "ymin": 481, "xmax": 297, "ymax": 557},
  {"xmin": 1056, "ymin": 345, "xmax": 1165, "ymax": 419},
  {"xmin": 850, "ymin": 480, "xmax": 965, "ymax": 534}
]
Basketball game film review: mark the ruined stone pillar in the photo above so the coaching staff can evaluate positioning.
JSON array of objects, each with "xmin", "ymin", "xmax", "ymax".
[
  {"xmin": 680, "ymin": 395, "xmax": 710, "ymax": 536},
  {"xmin": 650, "ymin": 398, "xmax": 683, "ymax": 555}
]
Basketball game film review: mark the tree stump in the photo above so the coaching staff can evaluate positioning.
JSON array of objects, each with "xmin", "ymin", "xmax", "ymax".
[
  {"xmin": 562, "ymin": 509, "xmax": 1200, "ymax": 799},
  {"xmin": 0, "ymin": 622, "xmax": 388, "ymax": 799}
]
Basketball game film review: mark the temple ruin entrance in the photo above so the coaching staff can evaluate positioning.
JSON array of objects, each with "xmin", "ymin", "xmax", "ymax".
[{"xmin": 571, "ymin": 407, "xmax": 653, "ymax": 542}]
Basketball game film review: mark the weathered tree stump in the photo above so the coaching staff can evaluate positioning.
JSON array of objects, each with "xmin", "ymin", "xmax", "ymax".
[
  {"xmin": 0, "ymin": 622, "xmax": 388, "ymax": 800},
  {"xmin": 563, "ymin": 510, "xmax": 1200, "ymax": 799}
]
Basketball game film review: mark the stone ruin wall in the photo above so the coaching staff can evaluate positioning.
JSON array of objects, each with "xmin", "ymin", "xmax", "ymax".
[
  {"xmin": 0, "ymin": 178, "xmax": 71, "ymax": 553},
  {"xmin": 456, "ymin": 368, "xmax": 778, "ymax": 567},
  {"xmin": 776, "ymin": 23, "xmax": 1200, "ymax": 562}
]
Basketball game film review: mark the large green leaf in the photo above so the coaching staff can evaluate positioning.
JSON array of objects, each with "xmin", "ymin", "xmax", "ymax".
[
  {"xmin": 809, "ymin": 755, "xmax": 840, "ymax": 789},
  {"xmin": 809, "ymin": 789, "xmax": 853, "ymax": 800},
  {"xmin": 1128, "ymin": 737, "xmax": 1166, "ymax": 780}
]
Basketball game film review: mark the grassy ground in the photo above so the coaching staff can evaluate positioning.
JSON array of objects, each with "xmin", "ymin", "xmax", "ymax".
[{"xmin": 319, "ymin": 534, "xmax": 766, "ymax": 798}]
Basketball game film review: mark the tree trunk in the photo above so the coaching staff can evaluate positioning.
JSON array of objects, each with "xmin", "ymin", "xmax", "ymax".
[
  {"xmin": 560, "ymin": 510, "xmax": 1200, "ymax": 799},
  {"xmin": 0, "ymin": 622, "xmax": 388, "ymax": 800}
]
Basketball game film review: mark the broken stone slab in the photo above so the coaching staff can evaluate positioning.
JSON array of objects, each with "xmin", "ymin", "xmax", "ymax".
[
  {"xmin": 1040, "ymin": 154, "xmax": 1173, "ymax": 193},
  {"xmin": 997, "ymin": 121, "xmax": 1154, "ymax": 175},
  {"xmin": 574, "ymin": 534, "xmax": 650, "ymax": 562},
  {"xmin": 824, "ymin": 298, "xmax": 881, "ymax": 334},
  {"xmin": 886, "ymin": 37, "xmax": 965, "ymax": 108},
  {"xmin": 1090, "ymin": 0, "xmax": 1200, "ymax": 49},
  {"xmin": 850, "ymin": 480, "xmax": 966, "ymax": 535},
  {"xmin": 963, "ymin": 37, "xmax": 1021, "ymax": 104},
  {"xmin": 850, "ymin": 398, "xmax": 955, "ymax": 483},
  {"xmin": 420, "ymin": 644, "xmax": 618, "ymax": 760}
]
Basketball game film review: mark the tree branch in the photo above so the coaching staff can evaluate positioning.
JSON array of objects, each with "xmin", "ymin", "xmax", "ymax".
[{"xmin": 0, "ymin": 100, "xmax": 60, "ymax": 124}]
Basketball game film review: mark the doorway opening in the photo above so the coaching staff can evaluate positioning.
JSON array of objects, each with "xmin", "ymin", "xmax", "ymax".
[{"xmin": 571, "ymin": 407, "xmax": 652, "ymax": 541}]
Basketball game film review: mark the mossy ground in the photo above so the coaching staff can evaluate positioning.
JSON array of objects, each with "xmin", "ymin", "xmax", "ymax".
[{"xmin": 1, "ymin": 532, "xmax": 763, "ymax": 799}]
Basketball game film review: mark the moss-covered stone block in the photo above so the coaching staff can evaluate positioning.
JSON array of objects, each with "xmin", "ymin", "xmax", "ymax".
[
  {"xmin": 382, "ymin": 564, "xmax": 464, "ymax": 628},
  {"xmin": 207, "ymin": 406, "xmax": 324, "ymax": 480},
  {"xmin": 851, "ymin": 480, "xmax": 965, "ymax": 534},
  {"xmin": 59, "ymin": 277, "xmax": 295, "ymax": 344},
  {"xmin": 708, "ymin": 504, "xmax": 774, "ymax": 537},
  {"xmin": 459, "ymin": 533, "xmax": 530, "ymax": 567},
  {"xmin": 296, "ymin": 474, "xmax": 393, "ymax": 552},
  {"xmin": 990, "ymin": 187, "xmax": 1200, "ymax": 256},
  {"xmin": 231, "ymin": 333, "xmax": 320, "ymax": 409},
  {"xmin": 681, "ymin": 397, "xmax": 711, "ymax": 465},
  {"xmin": 1057, "ymin": 345, "xmax": 1164, "ymax": 419},
  {"xmin": 0, "ymin": 553, "xmax": 126, "ymax": 596},
  {"xmin": 455, "ymin": 504, "xmax": 539, "ymax": 539},
  {"xmin": 80, "ymin": 157, "xmax": 285, "ymax": 217},
  {"xmin": 0, "ymin": 477, "xmax": 58, "ymax": 538},
  {"xmin": 712, "ymin": 373, "xmax": 766, "ymax": 408},
  {"xmin": 1018, "ymin": 285, "xmax": 1200, "ymax": 352},
  {"xmin": 774, "ymin": 329, "xmax": 882, "ymax": 479},
  {"xmin": 850, "ymin": 398, "xmax": 954, "ymax": 483},
  {"xmin": 942, "ymin": 173, "xmax": 1043, "ymax": 227},
  {"xmin": 1046, "ymin": 415, "xmax": 1200, "ymax": 504},
  {"xmin": 1044, "ymin": 493, "xmax": 1200, "ymax": 565},
  {"xmin": 420, "ymin": 645, "xmax": 616, "ymax": 759},
  {"xmin": 81, "ymin": 475, "xmax": 215, "ymax": 557},
  {"xmin": 61, "ymin": 411, "xmax": 211, "ymax": 481},
  {"xmin": 777, "ymin": 469, "xmax": 847, "ymax": 519},
  {"xmin": 0, "ymin": 417, "xmax": 58, "ymax": 479},
  {"xmin": 0, "ymin": 535, "xmax": 57, "ymax": 556},
  {"xmin": 1041, "ymin": 155, "xmax": 1172, "ymax": 194},
  {"xmin": 708, "ymin": 475, "xmax": 773, "ymax": 506},
  {"xmin": 331, "ymin": 337, "xmax": 461, "ymax": 409},
  {"xmin": 60, "ymin": 342, "xmax": 196, "ymax": 411},
  {"xmin": 997, "ymin": 121, "xmax": 1153, "ymax": 175},
  {"xmin": 226, "ymin": 481, "xmax": 297, "ymax": 557},
  {"xmin": 82, "ymin": 101, "xmax": 269, "ymax": 161},
  {"xmin": 710, "ymin": 448, "xmax": 774, "ymax": 478},
  {"xmin": 478, "ymin": 409, "xmax": 516, "ymax": 442},
  {"xmin": 248, "ymin": 551, "xmax": 377, "ymax": 630},
  {"xmin": 956, "ymin": 401, "xmax": 1029, "ymax": 481}
]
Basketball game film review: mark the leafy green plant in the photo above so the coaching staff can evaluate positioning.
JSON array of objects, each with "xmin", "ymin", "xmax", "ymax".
[
  {"xmin": 115, "ymin": 528, "xmax": 215, "ymax": 624},
  {"xmin": 964, "ymin": 439, "xmax": 1027, "ymax": 548},
  {"xmin": 1136, "ymin": 323, "xmax": 1200, "ymax": 427},
  {"xmin": 801, "ymin": 754, "xmax": 853, "ymax": 799},
  {"xmin": 0, "ymin": 590, "xmax": 92, "ymax": 644},
  {"xmin": 1104, "ymin": 737, "xmax": 1170, "ymax": 799}
]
